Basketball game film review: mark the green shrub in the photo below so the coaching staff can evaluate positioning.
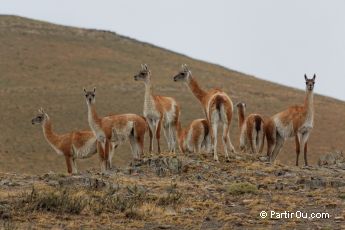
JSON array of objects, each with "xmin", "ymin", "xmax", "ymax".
[{"xmin": 227, "ymin": 182, "xmax": 258, "ymax": 195}]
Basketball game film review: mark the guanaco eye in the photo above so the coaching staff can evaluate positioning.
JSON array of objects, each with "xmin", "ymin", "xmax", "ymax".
[{"xmin": 181, "ymin": 72, "xmax": 185, "ymax": 76}]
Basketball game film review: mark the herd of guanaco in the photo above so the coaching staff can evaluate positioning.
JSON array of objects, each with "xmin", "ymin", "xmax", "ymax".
[{"xmin": 31, "ymin": 64, "xmax": 316, "ymax": 174}]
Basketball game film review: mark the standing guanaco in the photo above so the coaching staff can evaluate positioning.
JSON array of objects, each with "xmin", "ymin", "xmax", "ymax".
[
  {"xmin": 134, "ymin": 64, "xmax": 180, "ymax": 153},
  {"xmin": 32, "ymin": 108, "xmax": 98, "ymax": 174},
  {"xmin": 268, "ymin": 74, "xmax": 316, "ymax": 166},
  {"xmin": 173, "ymin": 64, "xmax": 235, "ymax": 162},
  {"xmin": 84, "ymin": 88, "xmax": 149, "ymax": 171},
  {"xmin": 236, "ymin": 102, "xmax": 264, "ymax": 154}
]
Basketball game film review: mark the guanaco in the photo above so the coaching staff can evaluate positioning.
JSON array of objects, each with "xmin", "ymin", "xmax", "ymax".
[
  {"xmin": 268, "ymin": 74, "xmax": 316, "ymax": 166},
  {"xmin": 31, "ymin": 108, "xmax": 98, "ymax": 174},
  {"xmin": 84, "ymin": 88, "xmax": 150, "ymax": 171},
  {"xmin": 173, "ymin": 64, "xmax": 235, "ymax": 162},
  {"xmin": 134, "ymin": 64, "xmax": 180, "ymax": 153},
  {"xmin": 236, "ymin": 102, "xmax": 264, "ymax": 154},
  {"xmin": 177, "ymin": 118, "xmax": 212, "ymax": 154}
]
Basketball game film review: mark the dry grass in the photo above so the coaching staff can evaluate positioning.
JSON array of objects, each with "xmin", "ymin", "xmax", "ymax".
[{"xmin": 0, "ymin": 151, "xmax": 344, "ymax": 229}]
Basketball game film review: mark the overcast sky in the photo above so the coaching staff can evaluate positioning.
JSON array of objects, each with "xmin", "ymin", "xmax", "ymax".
[{"xmin": 2, "ymin": 0, "xmax": 345, "ymax": 101}]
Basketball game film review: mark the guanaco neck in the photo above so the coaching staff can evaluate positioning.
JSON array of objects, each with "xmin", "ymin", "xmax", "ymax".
[
  {"xmin": 143, "ymin": 78, "xmax": 156, "ymax": 113},
  {"xmin": 87, "ymin": 103, "xmax": 102, "ymax": 132},
  {"xmin": 187, "ymin": 76, "xmax": 207, "ymax": 102},
  {"xmin": 237, "ymin": 108, "xmax": 245, "ymax": 128},
  {"xmin": 144, "ymin": 80, "xmax": 153, "ymax": 100},
  {"xmin": 304, "ymin": 89, "xmax": 314, "ymax": 116},
  {"xmin": 42, "ymin": 115, "xmax": 61, "ymax": 148}
]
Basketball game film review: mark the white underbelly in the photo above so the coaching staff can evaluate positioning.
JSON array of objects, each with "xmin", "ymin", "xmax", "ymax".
[
  {"xmin": 73, "ymin": 137, "xmax": 97, "ymax": 159},
  {"xmin": 164, "ymin": 108, "xmax": 176, "ymax": 124},
  {"xmin": 274, "ymin": 118, "xmax": 295, "ymax": 139},
  {"xmin": 49, "ymin": 144, "xmax": 64, "ymax": 156}
]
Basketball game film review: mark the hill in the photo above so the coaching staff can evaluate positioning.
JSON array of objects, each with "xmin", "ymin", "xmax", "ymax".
[{"xmin": 0, "ymin": 15, "xmax": 345, "ymax": 174}]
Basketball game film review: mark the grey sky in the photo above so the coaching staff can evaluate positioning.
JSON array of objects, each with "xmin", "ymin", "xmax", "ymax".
[{"xmin": 2, "ymin": 0, "xmax": 345, "ymax": 101}]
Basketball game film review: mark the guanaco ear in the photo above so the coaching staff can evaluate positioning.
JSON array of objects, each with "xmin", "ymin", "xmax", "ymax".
[
  {"xmin": 304, "ymin": 74, "xmax": 308, "ymax": 81},
  {"xmin": 312, "ymin": 74, "xmax": 316, "ymax": 81},
  {"xmin": 183, "ymin": 64, "xmax": 188, "ymax": 71},
  {"xmin": 83, "ymin": 88, "xmax": 87, "ymax": 94},
  {"xmin": 141, "ymin": 64, "xmax": 144, "ymax": 70},
  {"xmin": 93, "ymin": 87, "xmax": 96, "ymax": 93},
  {"xmin": 144, "ymin": 64, "xmax": 148, "ymax": 70},
  {"xmin": 40, "ymin": 107, "xmax": 45, "ymax": 114}
]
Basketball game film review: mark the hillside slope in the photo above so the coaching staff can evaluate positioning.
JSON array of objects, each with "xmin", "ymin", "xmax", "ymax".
[{"xmin": 0, "ymin": 15, "xmax": 344, "ymax": 174}]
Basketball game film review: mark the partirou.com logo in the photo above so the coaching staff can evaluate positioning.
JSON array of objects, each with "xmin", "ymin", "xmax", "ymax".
[{"xmin": 260, "ymin": 210, "xmax": 330, "ymax": 220}]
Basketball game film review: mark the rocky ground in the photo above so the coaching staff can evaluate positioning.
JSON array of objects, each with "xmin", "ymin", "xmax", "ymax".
[{"xmin": 1, "ymin": 151, "xmax": 345, "ymax": 229}]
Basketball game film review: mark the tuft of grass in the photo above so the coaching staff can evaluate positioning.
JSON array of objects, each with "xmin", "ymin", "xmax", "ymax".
[
  {"xmin": 90, "ymin": 184, "xmax": 154, "ymax": 216},
  {"xmin": 124, "ymin": 209, "xmax": 142, "ymax": 220},
  {"xmin": 157, "ymin": 183, "xmax": 183, "ymax": 207},
  {"xmin": 226, "ymin": 182, "xmax": 258, "ymax": 195},
  {"xmin": 338, "ymin": 194, "xmax": 345, "ymax": 200},
  {"xmin": 17, "ymin": 187, "xmax": 86, "ymax": 214}
]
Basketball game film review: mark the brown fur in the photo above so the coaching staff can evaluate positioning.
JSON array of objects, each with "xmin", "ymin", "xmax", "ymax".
[
  {"xmin": 267, "ymin": 75, "xmax": 315, "ymax": 166},
  {"xmin": 35, "ymin": 116, "xmax": 97, "ymax": 174},
  {"xmin": 260, "ymin": 116, "xmax": 276, "ymax": 156},
  {"xmin": 177, "ymin": 118, "xmax": 211, "ymax": 154},
  {"xmin": 134, "ymin": 65, "xmax": 181, "ymax": 153},
  {"xmin": 185, "ymin": 77, "xmax": 235, "ymax": 161},
  {"xmin": 87, "ymin": 102, "xmax": 149, "ymax": 170},
  {"xmin": 236, "ymin": 103, "xmax": 264, "ymax": 154}
]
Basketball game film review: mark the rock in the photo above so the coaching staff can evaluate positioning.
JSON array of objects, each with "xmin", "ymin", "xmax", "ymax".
[
  {"xmin": 329, "ymin": 180, "xmax": 345, "ymax": 188},
  {"xmin": 165, "ymin": 207, "xmax": 177, "ymax": 216},
  {"xmin": 157, "ymin": 225, "xmax": 172, "ymax": 229},
  {"xmin": 235, "ymin": 156, "xmax": 243, "ymax": 160},
  {"xmin": 318, "ymin": 151, "xmax": 344, "ymax": 166},
  {"xmin": 58, "ymin": 176, "xmax": 108, "ymax": 189},
  {"xmin": 274, "ymin": 170, "xmax": 286, "ymax": 177},
  {"xmin": 257, "ymin": 184, "xmax": 268, "ymax": 190},
  {"xmin": 242, "ymin": 199, "xmax": 253, "ymax": 205},
  {"xmin": 325, "ymin": 203, "xmax": 337, "ymax": 209},
  {"xmin": 181, "ymin": 207, "xmax": 195, "ymax": 214},
  {"xmin": 0, "ymin": 179, "xmax": 20, "ymax": 187},
  {"xmin": 308, "ymin": 177, "xmax": 326, "ymax": 189},
  {"xmin": 259, "ymin": 156, "xmax": 269, "ymax": 162},
  {"xmin": 196, "ymin": 174, "xmax": 204, "ymax": 180},
  {"xmin": 255, "ymin": 171, "xmax": 269, "ymax": 177},
  {"xmin": 275, "ymin": 181, "xmax": 284, "ymax": 190},
  {"xmin": 125, "ymin": 166, "xmax": 142, "ymax": 175},
  {"xmin": 335, "ymin": 216, "xmax": 344, "ymax": 221},
  {"xmin": 147, "ymin": 157, "xmax": 183, "ymax": 177}
]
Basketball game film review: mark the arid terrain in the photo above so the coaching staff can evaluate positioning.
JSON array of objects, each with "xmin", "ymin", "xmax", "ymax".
[
  {"xmin": 1, "ymin": 152, "xmax": 345, "ymax": 229},
  {"xmin": 0, "ymin": 15, "xmax": 345, "ymax": 229}
]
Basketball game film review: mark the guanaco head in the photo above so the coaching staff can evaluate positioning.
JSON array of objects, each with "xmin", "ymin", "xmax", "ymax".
[
  {"xmin": 304, "ymin": 74, "xmax": 316, "ymax": 91},
  {"xmin": 83, "ymin": 87, "xmax": 96, "ymax": 105},
  {"xmin": 236, "ymin": 102, "xmax": 246, "ymax": 111},
  {"xmin": 173, "ymin": 64, "xmax": 192, "ymax": 82},
  {"xmin": 134, "ymin": 64, "xmax": 151, "ymax": 83},
  {"xmin": 236, "ymin": 102, "xmax": 246, "ymax": 128},
  {"xmin": 31, "ymin": 108, "xmax": 48, "ymax": 125}
]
